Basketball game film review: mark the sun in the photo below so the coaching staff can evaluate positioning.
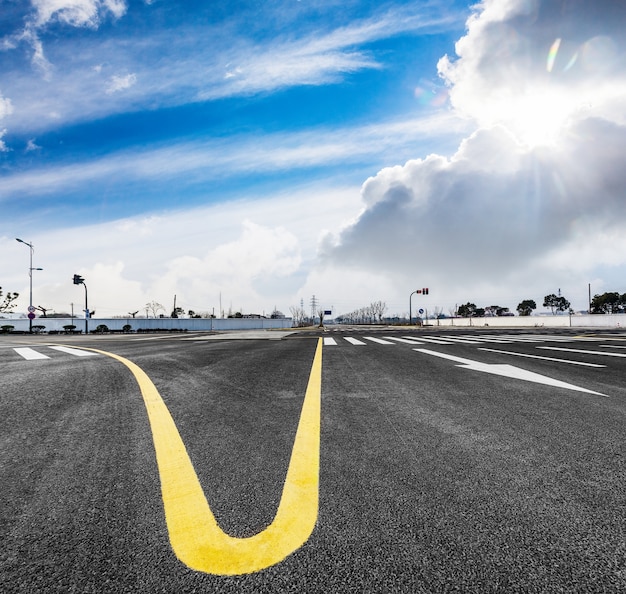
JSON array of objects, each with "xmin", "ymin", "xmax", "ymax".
[{"xmin": 503, "ymin": 90, "xmax": 574, "ymax": 148}]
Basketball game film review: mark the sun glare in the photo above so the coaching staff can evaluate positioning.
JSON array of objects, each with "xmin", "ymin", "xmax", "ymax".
[{"xmin": 504, "ymin": 91, "xmax": 574, "ymax": 148}]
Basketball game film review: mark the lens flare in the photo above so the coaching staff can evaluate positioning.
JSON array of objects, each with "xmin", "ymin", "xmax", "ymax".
[{"xmin": 546, "ymin": 38, "xmax": 561, "ymax": 73}]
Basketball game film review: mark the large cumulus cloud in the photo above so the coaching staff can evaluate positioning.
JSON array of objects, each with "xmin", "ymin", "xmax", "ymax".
[{"xmin": 316, "ymin": 0, "xmax": 626, "ymax": 310}]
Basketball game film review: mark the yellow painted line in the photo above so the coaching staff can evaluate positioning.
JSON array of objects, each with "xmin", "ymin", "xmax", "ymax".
[{"xmin": 77, "ymin": 339, "xmax": 323, "ymax": 575}]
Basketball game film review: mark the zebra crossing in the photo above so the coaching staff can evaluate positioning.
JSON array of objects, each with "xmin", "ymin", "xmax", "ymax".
[
  {"xmin": 323, "ymin": 333, "xmax": 623, "ymax": 347},
  {"xmin": 9, "ymin": 346, "xmax": 99, "ymax": 361}
]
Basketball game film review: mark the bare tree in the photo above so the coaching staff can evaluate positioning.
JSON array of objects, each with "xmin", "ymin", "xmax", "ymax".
[
  {"xmin": 289, "ymin": 305, "xmax": 307, "ymax": 327},
  {"xmin": 0, "ymin": 287, "xmax": 19, "ymax": 313},
  {"xmin": 370, "ymin": 300, "xmax": 388, "ymax": 323},
  {"xmin": 145, "ymin": 301, "xmax": 165, "ymax": 318}
]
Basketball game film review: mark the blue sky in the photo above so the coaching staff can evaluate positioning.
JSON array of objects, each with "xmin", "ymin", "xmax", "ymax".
[{"xmin": 2, "ymin": 0, "xmax": 626, "ymax": 319}]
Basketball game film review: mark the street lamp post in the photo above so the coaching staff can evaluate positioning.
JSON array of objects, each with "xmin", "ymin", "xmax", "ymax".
[{"xmin": 16, "ymin": 238, "xmax": 43, "ymax": 333}]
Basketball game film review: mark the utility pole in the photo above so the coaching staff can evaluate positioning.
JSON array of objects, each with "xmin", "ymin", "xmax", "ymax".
[{"xmin": 310, "ymin": 295, "xmax": 318, "ymax": 322}]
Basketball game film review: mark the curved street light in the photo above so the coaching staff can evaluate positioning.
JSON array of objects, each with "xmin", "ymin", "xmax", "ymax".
[{"xmin": 409, "ymin": 290, "xmax": 418, "ymax": 326}]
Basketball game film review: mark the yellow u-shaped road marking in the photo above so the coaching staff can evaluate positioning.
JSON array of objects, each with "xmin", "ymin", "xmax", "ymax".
[{"xmin": 83, "ymin": 338, "xmax": 322, "ymax": 575}]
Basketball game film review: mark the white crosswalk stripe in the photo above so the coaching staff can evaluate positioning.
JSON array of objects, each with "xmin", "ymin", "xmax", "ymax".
[
  {"xmin": 413, "ymin": 337, "xmax": 456, "ymax": 345},
  {"xmin": 14, "ymin": 347, "xmax": 50, "ymax": 360},
  {"xmin": 12, "ymin": 346, "xmax": 98, "ymax": 360},
  {"xmin": 322, "ymin": 333, "xmax": 626, "ymax": 349},
  {"xmin": 344, "ymin": 337, "xmax": 367, "ymax": 345},
  {"xmin": 364, "ymin": 336, "xmax": 395, "ymax": 345},
  {"xmin": 385, "ymin": 337, "xmax": 425, "ymax": 344},
  {"xmin": 48, "ymin": 346, "xmax": 98, "ymax": 357}
]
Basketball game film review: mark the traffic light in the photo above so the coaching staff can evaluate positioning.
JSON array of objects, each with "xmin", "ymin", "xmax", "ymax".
[
  {"xmin": 73, "ymin": 274, "xmax": 84, "ymax": 285},
  {"xmin": 423, "ymin": 287, "xmax": 429, "ymax": 295}
]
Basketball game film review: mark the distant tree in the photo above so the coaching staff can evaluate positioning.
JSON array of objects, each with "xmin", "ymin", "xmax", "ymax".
[
  {"xmin": 0, "ymin": 287, "xmax": 19, "ymax": 313},
  {"xmin": 485, "ymin": 305, "xmax": 509, "ymax": 317},
  {"xmin": 370, "ymin": 300, "xmax": 388, "ymax": 323},
  {"xmin": 145, "ymin": 301, "xmax": 165, "ymax": 318},
  {"xmin": 543, "ymin": 294, "xmax": 570, "ymax": 315},
  {"xmin": 171, "ymin": 307, "xmax": 184, "ymax": 318},
  {"xmin": 317, "ymin": 308, "xmax": 326, "ymax": 327},
  {"xmin": 290, "ymin": 305, "xmax": 307, "ymax": 327},
  {"xmin": 457, "ymin": 302, "xmax": 477, "ymax": 317},
  {"xmin": 590, "ymin": 292, "xmax": 625, "ymax": 314},
  {"xmin": 517, "ymin": 299, "xmax": 537, "ymax": 316}
]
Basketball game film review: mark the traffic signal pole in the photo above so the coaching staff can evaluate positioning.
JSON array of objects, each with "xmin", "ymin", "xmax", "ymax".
[
  {"xmin": 409, "ymin": 287, "xmax": 429, "ymax": 325},
  {"xmin": 73, "ymin": 274, "xmax": 88, "ymax": 335}
]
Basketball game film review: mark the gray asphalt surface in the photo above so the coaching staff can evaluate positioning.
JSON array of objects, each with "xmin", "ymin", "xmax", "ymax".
[{"xmin": 1, "ymin": 328, "xmax": 625, "ymax": 592}]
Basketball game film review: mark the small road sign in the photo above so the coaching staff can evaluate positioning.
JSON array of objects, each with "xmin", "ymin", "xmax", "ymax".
[
  {"xmin": 27, "ymin": 312, "xmax": 36, "ymax": 320},
  {"xmin": 28, "ymin": 305, "xmax": 36, "ymax": 313}
]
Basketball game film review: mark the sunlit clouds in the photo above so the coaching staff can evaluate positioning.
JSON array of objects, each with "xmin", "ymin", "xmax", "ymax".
[
  {"xmin": 317, "ymin": 0, "xmax": 626, "ymax": 312},
  {"xmin": 438, "ymin": 2, "xmax": 624, "ymax": 149}
]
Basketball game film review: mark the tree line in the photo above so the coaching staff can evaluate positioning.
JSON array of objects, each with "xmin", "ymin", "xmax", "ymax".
[
  {"xmin": 457, "ymin": 291, "xmax": 626, "ymax": 317},
  {"xmin": 334, "ymin": 301, "xmax": 388, "ymax": 325},
  {"xmin": 590, "ymin": 291, "xmax": 626, "ymax": 314},
  {"xmin": 457, "ymin": 294, "xmax": 572, "ymax": 317}
]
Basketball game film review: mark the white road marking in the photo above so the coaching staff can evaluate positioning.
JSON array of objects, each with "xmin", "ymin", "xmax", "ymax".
[
  {"xmin": 364, "ymin": 336, "xmax": 395, "ymax": 345},
  {"xmin": 48, "ymin": 346, "xmax": 99, "ymax": 357},
  {"xmin": 538, "ymin": 346, "xmax": 626, "ymax": 358},
  {"xmin": 478, "ymin": 348, "xmax": 606, "ymax": 368},
  {"xmin": 323, "ymin": 337, "xmax": 337, "ymax": 346},
  {"xmin": 599, "ymin": 344, "xmax": 626, "ymax": 349},
  {"xmin": 414, "ymin": 348, "xmax": 607, "ymax": 396},
  {"xmin": 344, "ymin": 337, "xmax": 367, "ymax": 345},
  {"xmin": 386, "ymin": 337, "xmax": 426, "ymax": 344},
  {"xmin": 416, "ymin": 337, "xmax": 455, "ymax": 344},
  {"xmin": 14, "ymin": 347, "xmax": 50, "ymax": 360}
]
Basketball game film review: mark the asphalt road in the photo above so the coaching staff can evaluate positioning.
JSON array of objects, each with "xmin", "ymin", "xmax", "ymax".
[{"xmin": 1, "ymin": 328, "xmax": 625, "ymax": 592}]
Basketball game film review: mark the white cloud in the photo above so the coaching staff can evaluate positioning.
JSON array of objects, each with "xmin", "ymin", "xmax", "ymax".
[
  {"xmin": 1, "ymin": 3, "xmax": 464, "ymax": 133},
  {"xmin": 2, "ymin": 185, "xmax": 361, "ymax": 316},
  {"xmin": 0, "ymin": 112, "xmax": 468, "ymax": 200},
  {"xmin": 106, "ymin": 72, "xmax": 137, "ymax": 94},
  {"xmin": 25, "ymin": 138, "xmax": 42, "ymax": 151},
  {"xmin": 437, "ymin": 0, "xmax": 626, "ymax": 147},
  {"xmin": 312, "ymin": 0, "xmax": 626, "ymax": 313},
  {"xmin": 32, "ymin": 0, "xmax": 127, "ymax": 28},
  {"xmin": 0, "ymin": 129, "xmax": 10, "ymax": 152},
  {"xmin": 0, "ymin": 93, "xmax": 13, "ymax": 119}
]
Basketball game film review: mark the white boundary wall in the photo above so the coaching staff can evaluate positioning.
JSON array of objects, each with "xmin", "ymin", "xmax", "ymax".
[
  {"xmin": 426, "ymin": 314, "xmax": 626, "ymax": 329},
  {"xmin": 0, "ymin": 316, "xmax": 294, "ymax": 333}
]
